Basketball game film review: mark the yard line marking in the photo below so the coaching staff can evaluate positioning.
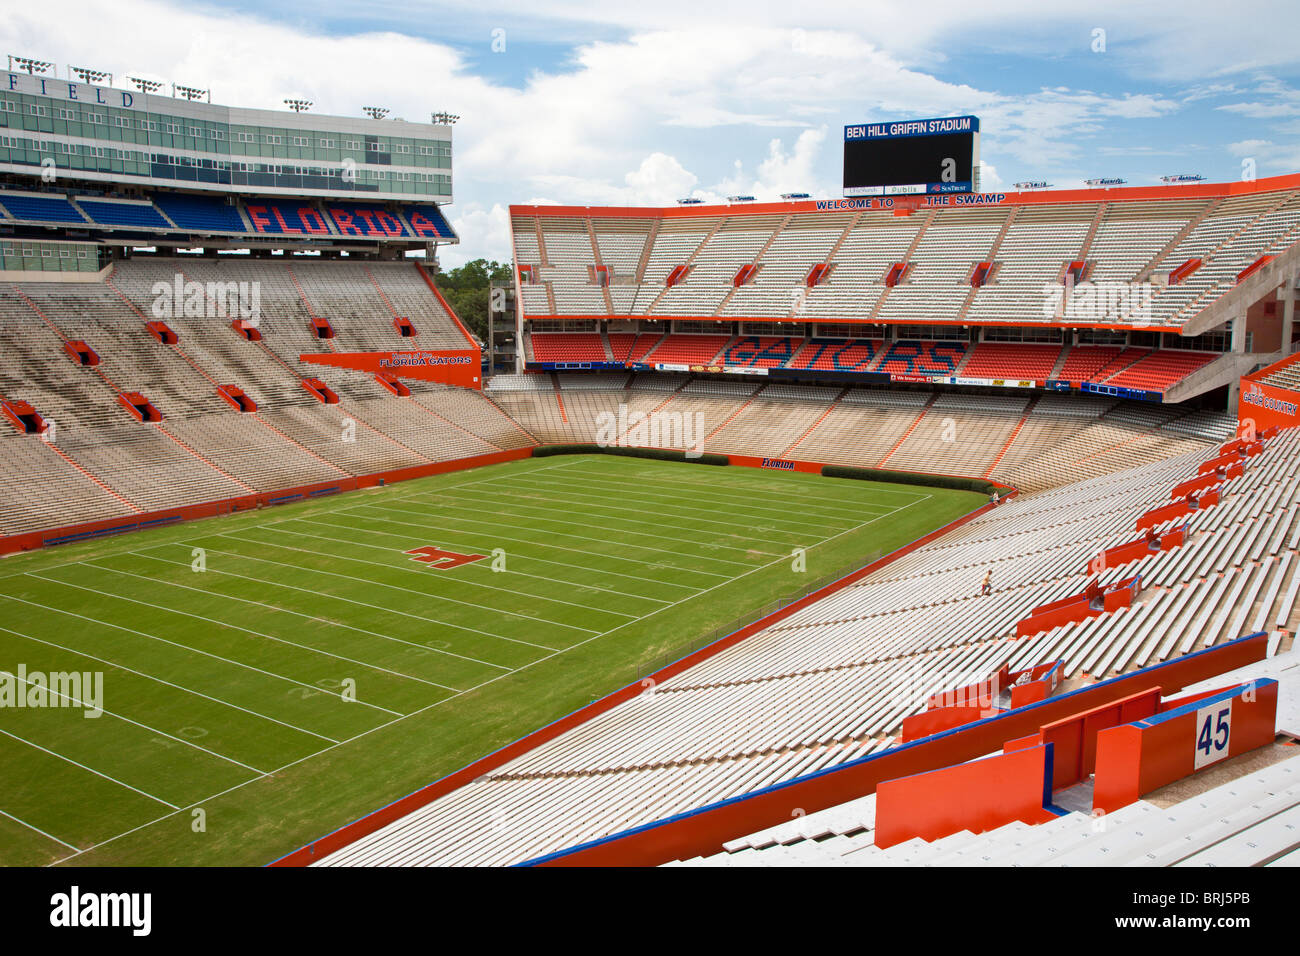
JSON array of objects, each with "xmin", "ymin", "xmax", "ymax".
[
  {"xmin": 119, "ymin": 552, "xmax": 590, "ymax": 642},
  {"xmin": 88, "ymin": 555, "xmax": 541, "ymax": 664},
  {"xmin": 348, "ymin": 505, "xmax": 762, "ymax": 569},
  {"xmin": 4, "ymin": 670, "xmax": 268, "ymax": 775},
  {"xmin": 568, "ymin": 463, "xmax": 932, "ymax": 505},
  {"xmin": 545, "ymin": 465, "xmax": 890, "ymax": 516},
  {"xmin": 0, "ymin": 624, "xmax": 339, "ymax": 743},
  {"xmin": 42, "ymin": 481, "xmax": 920, "ymax": 866},
  {"xmin": 253, "ymin": 525, "xmax": 709, "ymax": 593},
  {"xmin": 427, "ymin": 481, "xmax": 854, "ymax": 545},
  {"xmin": 0, "ymin": 459, "xmax": 592, "ymax": 586},
  {"xmin": 213, "ymin": 533, "xmax": 673, "ymax": 609},
  {"xmin": 396, "ymin": 492, "xmax": 789, "ymax": 556},
  {"xmin": 2, "ymin": 588, "xmax": 412, "ymax": 713},
  {"xmin": 80, "ymin": 553, "xmax": 551, "ymax": 659},
  {"xmin": 514, "ymin": 463, "xmax": 883, "ymax": 515},
  {"xmin": 22, "ymin": 457, "xmax": 940, "ymax": 863},
  {"xmin": 528, "ymin": 493, "xmax": 934, "ymax": 676},
  {"xmin": 183, "ymin": 544, "xmax": 644, "ymax": 620},
  {"xmin": 501, "ymin": 471, "xmax": 877, "ymax": 528},
  {"xmin": 364, "ymin": 456, "xmax": 593, "ymax": 509},
  {"xmin": 0, "ymin": 727, "xmax": 179, "ymax": 810},
  {"xmin": 0, "ymin": 809, "xmax": 78, "ymax": 852}
]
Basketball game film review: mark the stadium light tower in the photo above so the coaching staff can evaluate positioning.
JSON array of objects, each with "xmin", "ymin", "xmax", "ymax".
[
  {"xmin": 430, "ymin": 111, "xmax": 459, "ymax": 125},
  {"xmin": 7, "ymin": 55, "xmax": 54, "ymax": 75},
  {"xmin": 1160, "ymin": 174, "xmax": 1206, "ymax": 184},
  {"xmin": 284, "ymin": 98, "xmax": 313, "ymax": 113},
  {"xmin": 727, "ymin": 195, "xmax": 756, "ymax": 203},
  {"xmin": 173, "ymin": 83, "xmax": 210, "ymax": 102},
  {"xmin": 676, "ymin": 197, "xmax": 704, "ymax": 205},
  {"xmin": 780, "ymin": 192, "xmax": 812, "ymax": 200},
  {"xmin": 363, "ymin": 106, "xmax": 390, "ymax": 120},
  {"xmin": 1013, "ymin": 181, "xmax": 1052, "ymax": 190},
  {"xmin": 69, "ymin": 65, "xmax": 112, "ymax": 85},
  {"xmin": 128, "ymin": 76, "xmax": 165, "ymax": 94},
  {"xmin": 1084, "ymin": 177, "xmax": 1127, "ymax": 187}
]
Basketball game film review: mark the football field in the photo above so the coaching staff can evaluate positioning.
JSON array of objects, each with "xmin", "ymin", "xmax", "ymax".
[{"xmin": 0, "ymin": 453, "xmax": 983, "ymax": 866}]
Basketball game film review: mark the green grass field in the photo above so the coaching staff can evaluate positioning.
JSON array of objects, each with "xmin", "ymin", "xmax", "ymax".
[{"xmin": 0, "ymin": 453, "xmax": 983, "ymax": 866}]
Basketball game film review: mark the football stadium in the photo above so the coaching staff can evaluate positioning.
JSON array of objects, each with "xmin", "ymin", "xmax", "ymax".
[{"xmin": 0, "ymin": 9, "xmax": 1299, "ymax": 895}]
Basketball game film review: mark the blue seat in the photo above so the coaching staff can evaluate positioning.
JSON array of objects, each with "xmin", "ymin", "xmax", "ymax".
[
  {"xmin": 325, "ymin": 202, "xmax": 411, "ymax": 238},
  {"xmin": 153, "ymin": 193, "xmax": 247, "ymax": 232},
  {"xmin": 0, "ymin": 193, "xmax": 87, "ymax": 224},
  {"xmin": 243, "ymin": 200, "xmax": 334, "ymax": 236},
  {"xmin": 404, "ymin": 204, "xmax": 456, "ymax": 240},
  {"xmin": 77, "ymin": 199, "xmax": 170, "ymax": 229}
]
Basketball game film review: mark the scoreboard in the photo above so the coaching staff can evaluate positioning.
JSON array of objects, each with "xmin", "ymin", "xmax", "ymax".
[{"xmin": 843, "ymin": 116, "xmax": 980, "ymax": 197}]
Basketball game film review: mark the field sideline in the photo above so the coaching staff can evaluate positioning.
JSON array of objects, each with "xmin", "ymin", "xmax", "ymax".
[{"xmin": 0, "ymin": 453, "xmax": 984, "ymax": 866}]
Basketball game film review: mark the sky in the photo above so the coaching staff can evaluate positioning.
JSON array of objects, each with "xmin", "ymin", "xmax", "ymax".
[{"xmin": 4, "ymin": 0, "xmax": 1300, "ymax": 267}]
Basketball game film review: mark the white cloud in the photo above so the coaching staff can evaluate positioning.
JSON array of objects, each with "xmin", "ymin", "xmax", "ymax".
[
  {"xmin": 2, "ymin": 0, "xmax": 1292, "ymax": 263},
  {"xmin": 1219, "ymin": 102, "xmax": 1300, "ymax": 119},
  {"xmin": 406, "ymin": 0, "xmax": 1300, "ymax": 82},
  {"xmin": 623, "ymin": 153, "xmax": 698, "ymax": 205},
  {"xmin": 444, "ymin": 202, "xmax": 512, "ymax": 268},
  {"xmin": 1228, "ymin": 139, "xmax": 1273, "ymax": 155}
]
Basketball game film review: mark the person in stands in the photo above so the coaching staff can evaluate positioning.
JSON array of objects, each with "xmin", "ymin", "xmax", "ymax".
[{"xmin": 981, "ymin": 568, "xmax": 993, "ymax": 596}]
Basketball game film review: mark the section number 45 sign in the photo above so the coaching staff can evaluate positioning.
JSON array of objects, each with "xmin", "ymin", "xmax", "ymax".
[{"xmin": 1194, "ymin": 698, "xmax": 1233, "ymax": 770}]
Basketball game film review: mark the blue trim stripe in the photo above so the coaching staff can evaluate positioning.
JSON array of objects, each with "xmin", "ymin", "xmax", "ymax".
[
  {"xmin": 267, "ymin": 494, "xmax": 1000, "ymax": 865},
  {"xmin": 1136, "ymin": 678, "xmax": 1276, "ymax": 728},
  {"xmin": 517, "ymin": 631, "xmax": 1267, "ymax": 866}
]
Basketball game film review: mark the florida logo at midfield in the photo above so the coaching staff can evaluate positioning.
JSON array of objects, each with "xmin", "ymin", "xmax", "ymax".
[{"xmin": 405, "ymin": 545, "xmax": 486, "ymax": 570}]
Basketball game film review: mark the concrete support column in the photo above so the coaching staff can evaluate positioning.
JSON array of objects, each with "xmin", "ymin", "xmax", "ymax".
[
  {"xmin": 1282, "ymin": 278, "xmax": 1296, "ymax": 355},
  {"xmin": 1231, "ymin": 312, "xmax": 1248, "ymax": 353}
]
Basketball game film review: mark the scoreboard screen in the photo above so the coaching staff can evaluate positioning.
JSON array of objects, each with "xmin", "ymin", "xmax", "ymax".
[{"xmin": 843, "ymin": 116, "xmax": 980, "ymax": 196}]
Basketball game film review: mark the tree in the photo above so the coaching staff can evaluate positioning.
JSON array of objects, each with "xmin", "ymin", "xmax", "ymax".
[{"xmin": 433, "ymin": 258, "xmax": 512, "ymax": 343}]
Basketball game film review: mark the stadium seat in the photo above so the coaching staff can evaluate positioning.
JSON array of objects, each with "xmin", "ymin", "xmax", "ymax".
[
  {"xmin": 0, "ymin": 192, "xmax": 88, "ymax": 224},
  {"xmin": 76, "ymin": 199, "xmax": 171, "ymax": 229},
  {"xmin": 153, "ymin": 193, "xmax": 248, "ymax": 232},
  {"xmin": 961, "ymin": 342, "xmax": 1063, "ymax": 381},
  {"xmin": 530, "ymin": 332, "xmax": 607, "ymax": 363}
]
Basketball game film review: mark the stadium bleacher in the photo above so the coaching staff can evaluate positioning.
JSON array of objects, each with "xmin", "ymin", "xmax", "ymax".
[
  {"xmin": 310, "ymin": 427, "xmax": 1300, "ymax": 866},
  {"xmin": 529, "ymin": 332, "xmax": 608, "ymax": 363},
  {"xmin": 152, "ymin": 193, "xmax": 249, "ymax": 232},
  {"xmin": 485, "ymin": 374, "xmax": 1233, "ymax": 494},
  {"xmin": 404, "ymin": 204, "xmax": 458, "ymax": 241},
  {"xmin": 789, "ymin": 337, "xmax": 880, "ymax": 371},
  {"xmin": 676, "ymin": 745, "xmax": 1300, "ymax": 866},
  {"xmin": 1056, "ymin": 344, "xmax": 1126, "ymax": 384},
  {"xmin": 643, "ymin": 333, "xmax": 732, "ymax": 365},
  {"xmin": 0, "ymin": 189, "xmax": 457, "ymax": 244},
  {"xmin": 1104, "ymin": 349, "xmax": 1219, "ymax": 390},
  {"xmin": 719, "ymin": 335, "xmax": 802, "ymax": 368},
  {"xmin": 960, "ymin": 341, "xmax": 1063, "ymax": 380},
  {"xmin": 0, "ymin": 192, "xmax": 88, "ymax": 224},
  {"xmin": 2, "ymin": 67, "xmax": 1298, "ymax": 878},
  {"xmin": 0, "ymin": 257, "xmax": 519, "ymax": 536},
  {"xmin": 873, "ymin": 339, "xmax": 967, "ymax": 376},
  {"xmin": 513, "ymin": 179, "xmax": 1300, "ymax": 333},
  {"xmin": 75, "ymin": 199, "xmax": 173, "ymax": 230}
]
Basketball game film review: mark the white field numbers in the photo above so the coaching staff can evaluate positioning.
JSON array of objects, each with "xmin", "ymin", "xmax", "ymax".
[{"xmin": 1194, "ymin": 698, "xmax": 1233, "ymax": 770}]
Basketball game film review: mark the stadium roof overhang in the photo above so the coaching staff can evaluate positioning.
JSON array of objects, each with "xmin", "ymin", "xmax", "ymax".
[
  {"xmin": 509, "ymin": 171, "xmax": 1300, "ymax": 219},
  {"xmin": 0, "ymin": 222, "xmax": 442, "ymax": 254}
]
